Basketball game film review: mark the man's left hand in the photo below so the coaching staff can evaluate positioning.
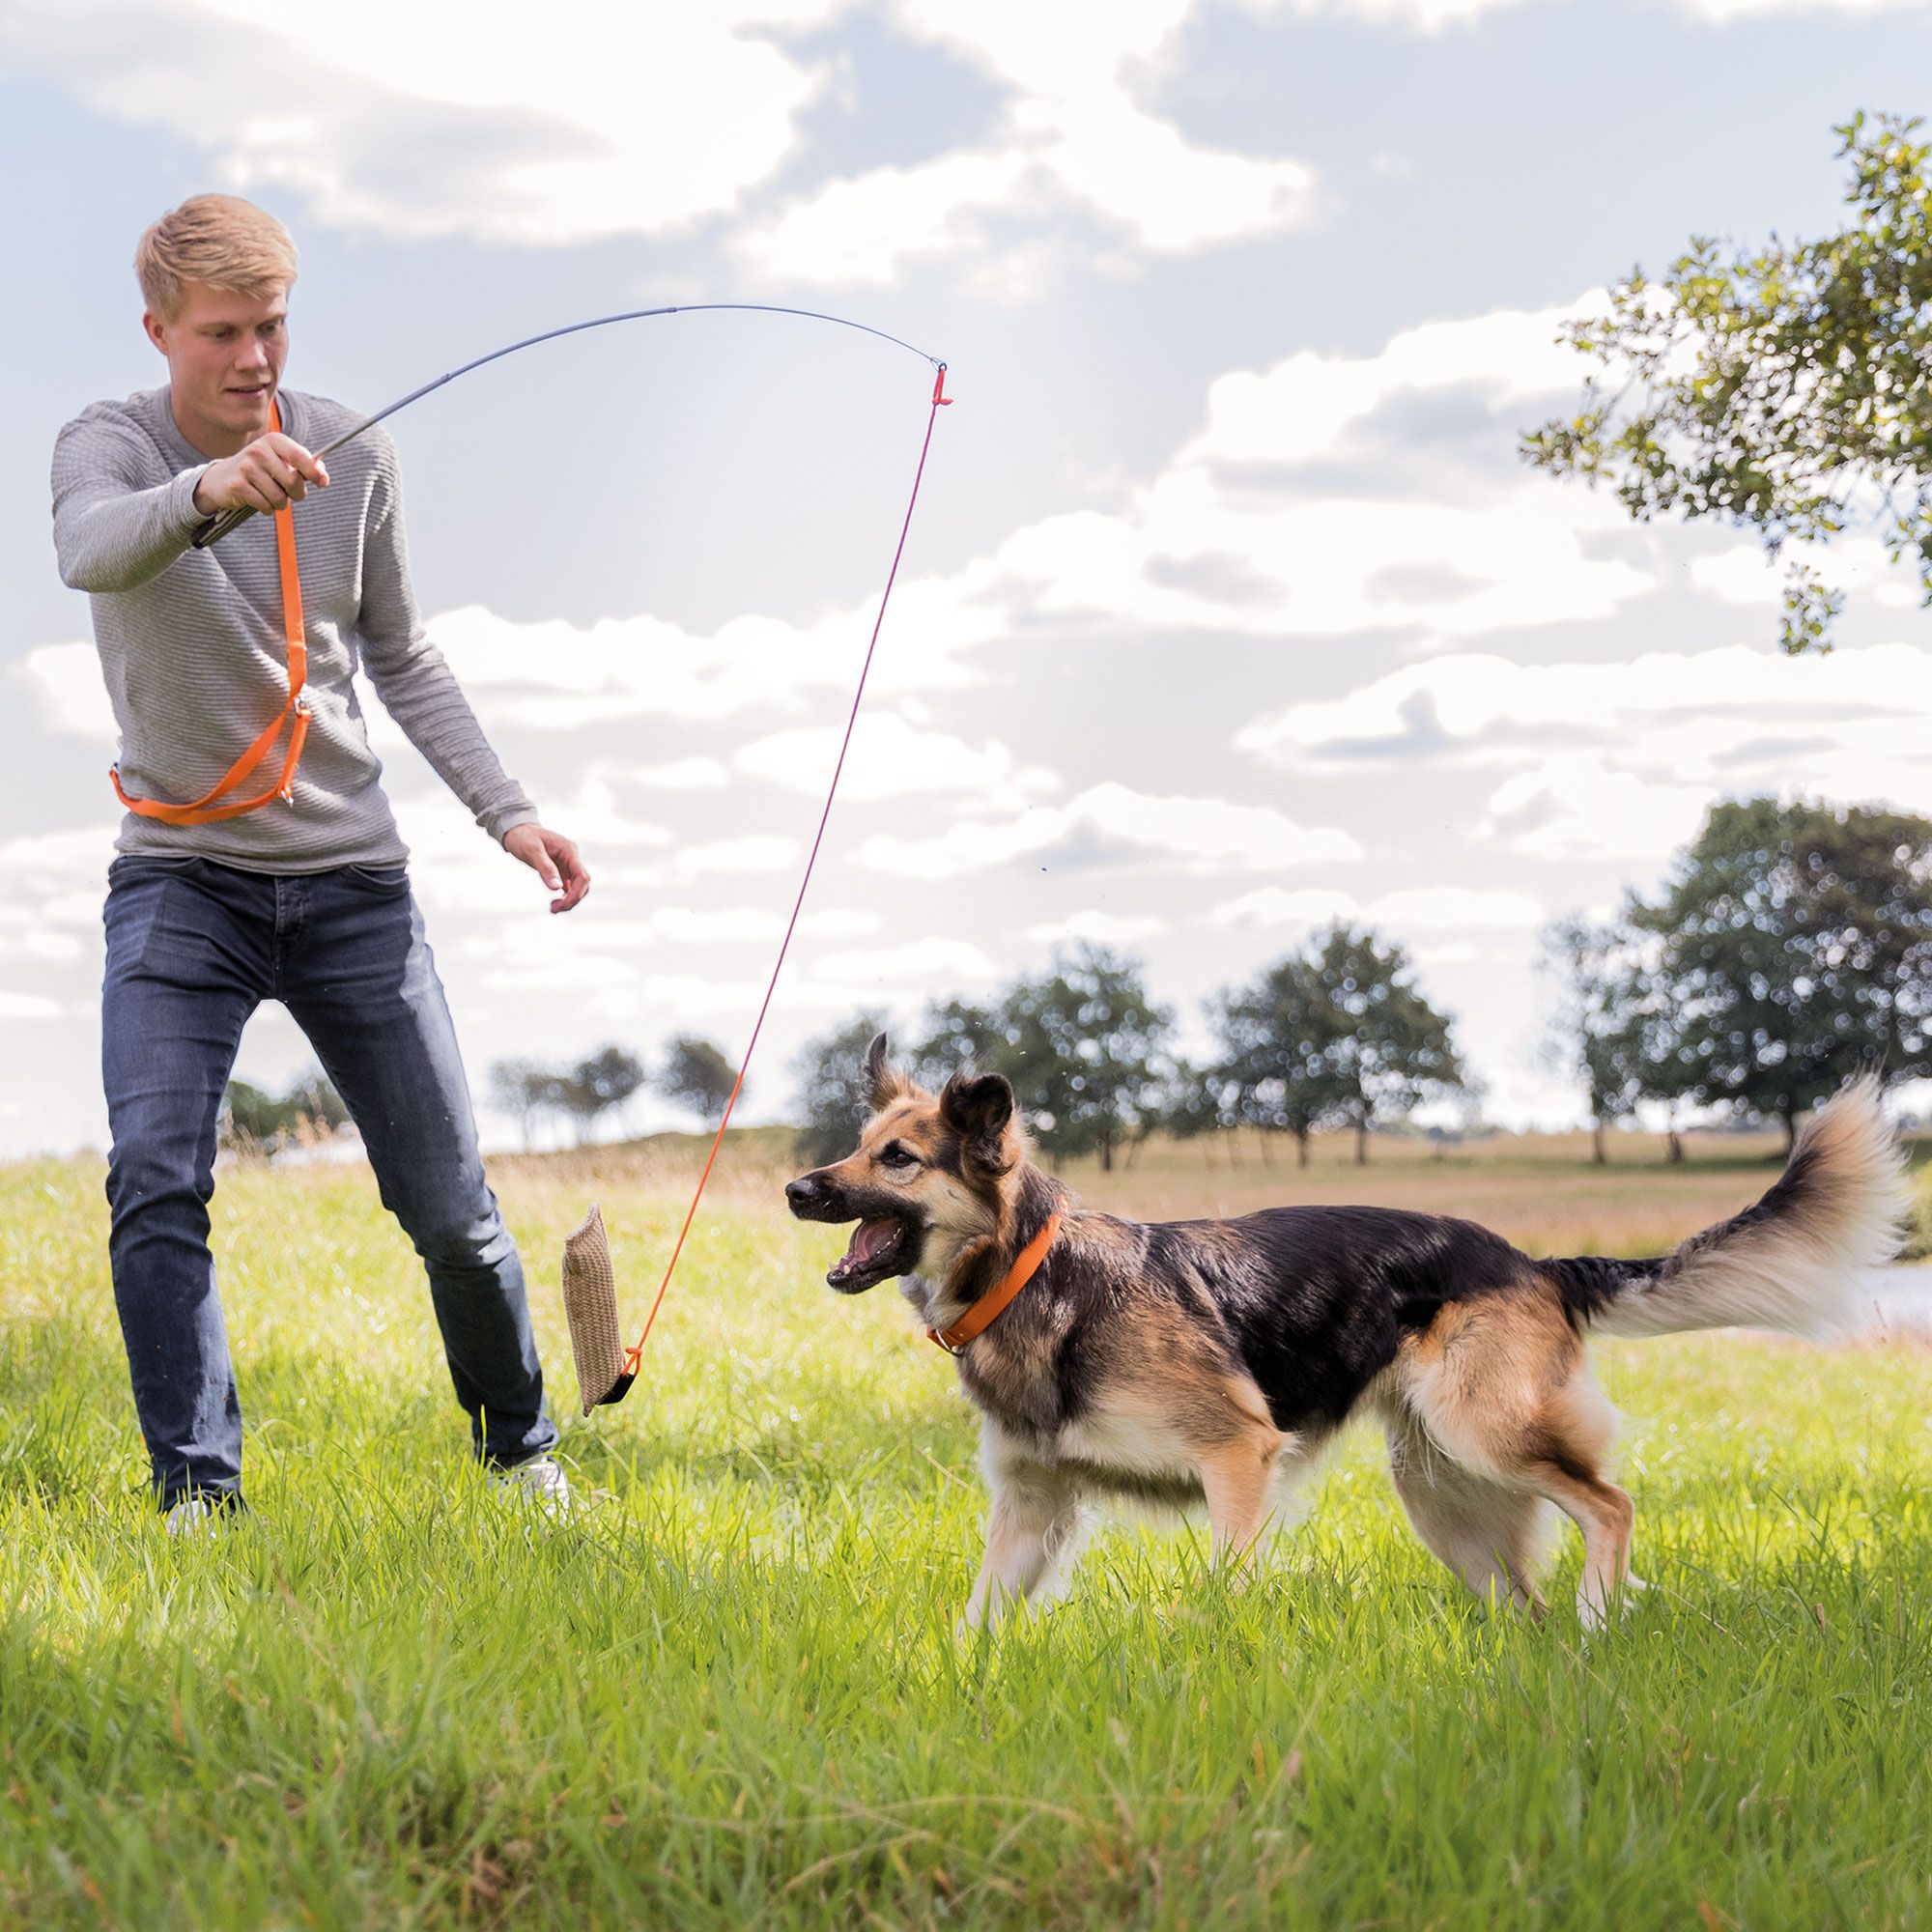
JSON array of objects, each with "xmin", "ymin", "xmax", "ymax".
[{"xmin": 503, "ymin": 824, "xmax": 590, "ymax": 914}]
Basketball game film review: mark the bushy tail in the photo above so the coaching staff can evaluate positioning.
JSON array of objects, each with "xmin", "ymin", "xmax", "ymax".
[{"xmin": 1548, "ymin": 1075, "xmax": 1911, "ymax": 1342}]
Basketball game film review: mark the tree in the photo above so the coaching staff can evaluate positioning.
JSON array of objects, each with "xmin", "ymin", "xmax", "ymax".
[
  {"xmin": 1542, "ymin": 918, "xmax": 1698, "ymax": 1165},
  {"xmin": 1626, "ymin": 795, "xmax": 1932, "ymax": 1148},
  {"xmin": 218, "ymin": 1067, "xmax": 349, "ymax": 1157},
  {"xmin": 489, "ymin": 1057, "xmax": 559, "ymax": 1151},
  {"xmin": 1542, "ymin": 918, "xmax": 1644, "ymax": 1164},
  {"xmin": 654, "ymin": 1035, "xmax": 739, "ymax": 1126},
  {"xmin": 1206, "ymin": 953, "xmax": 1357, "ymax": 1168},
  {"xmin": 791, "ymin": 1009, "xmax": 891, "ymax": 1168},
  {"xmin": 1523, "ymin": 113, "xmax": 1932, "ymax": 654},
  {"xmin": 980, "ymin": 948, "xmax": 1175, "ymax": 1172},
  {"xmin": 907, "ymin": 996, "xmax": 1003, "ymax": 1094},
  {"xmin": 1232, "ymin": 924, "xmax": 1463, "ymax": 1166},
  {"xmin": 559, "ymin": 1045, "xmax": 648, "ymax": 1145},
  {"xmin": 219, "ymin": 1079, "xmax": 284, "ymax": 1155}
]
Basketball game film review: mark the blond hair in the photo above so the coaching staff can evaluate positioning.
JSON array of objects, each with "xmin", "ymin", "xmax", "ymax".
[{"xmin": 135, "ymin": 194, "xmax": 298, "ymax": 322}]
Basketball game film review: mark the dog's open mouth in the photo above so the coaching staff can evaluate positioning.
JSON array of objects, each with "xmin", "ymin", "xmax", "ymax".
[{"xmin": 827, "ymin": 1216, "xmax": 911, "ymax": 1293}]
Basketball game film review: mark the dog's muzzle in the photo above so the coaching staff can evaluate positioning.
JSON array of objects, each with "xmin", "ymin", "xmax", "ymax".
[{"xmin": 785, "ymin": 1173, "xmax": 916, "ymax": 1293}]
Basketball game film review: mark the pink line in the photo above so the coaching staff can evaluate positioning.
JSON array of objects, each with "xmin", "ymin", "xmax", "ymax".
[{"xmin": 628, "ymin": 374, "xmax": 951, "ymax": 1363}]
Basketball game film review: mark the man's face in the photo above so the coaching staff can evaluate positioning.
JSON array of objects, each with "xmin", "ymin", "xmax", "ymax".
[{"xmin": 144, "ymin": 282, "xmax": 289, "ymax": 445}]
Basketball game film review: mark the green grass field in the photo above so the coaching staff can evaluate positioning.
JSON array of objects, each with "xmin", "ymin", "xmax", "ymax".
[{"xmin": 4, "ymin": 1132, "xmax": 1930, "ymax": 1929}]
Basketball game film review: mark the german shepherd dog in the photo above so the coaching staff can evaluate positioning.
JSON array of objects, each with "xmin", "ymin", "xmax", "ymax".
[{"xmin": 786, "ymin": 1037, "xmax": 1906, "ymax": 1629}]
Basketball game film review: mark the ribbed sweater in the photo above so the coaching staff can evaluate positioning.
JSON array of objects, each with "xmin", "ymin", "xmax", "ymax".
[{"xmin": 51, "ymin": 384, "xmax": 538, "ymax": 870}]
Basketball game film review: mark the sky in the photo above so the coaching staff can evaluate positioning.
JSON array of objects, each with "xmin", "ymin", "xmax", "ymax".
[{"xmin": 3, "ymin": 0, "xmax": 1930, "ymax": 1158}]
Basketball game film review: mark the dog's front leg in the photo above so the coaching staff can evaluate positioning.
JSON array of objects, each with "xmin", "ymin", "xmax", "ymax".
[
  {"xmin": 961, "ymin": 1451, "xmax": 1085, "ymax": 1632},
  {"xmin": 1199, "ymin": 1428, "xmax": 1290, "ymax": 1571}
]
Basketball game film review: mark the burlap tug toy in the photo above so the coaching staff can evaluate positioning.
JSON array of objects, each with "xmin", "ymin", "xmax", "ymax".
[{"xmin": 562, "ymin": 1205, "xmax": 635, "ymax": 1413}]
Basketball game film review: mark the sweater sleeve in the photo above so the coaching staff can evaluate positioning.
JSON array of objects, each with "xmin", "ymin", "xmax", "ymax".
[
  {"xmin": 51, "ymin": 414, "xmax": 209, "ymax": 594},
  {"xmin": 355, "ymin": 433, "xmax": 540, "ymax": 845}
]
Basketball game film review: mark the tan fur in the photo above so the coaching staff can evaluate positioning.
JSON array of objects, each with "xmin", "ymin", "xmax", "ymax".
[{"xmin": 1378, "ymin": 1285, "xmax": 1638, "ymax": 1627}]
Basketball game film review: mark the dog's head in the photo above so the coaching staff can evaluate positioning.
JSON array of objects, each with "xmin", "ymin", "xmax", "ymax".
[{"xmin": 784, "ymin": 1032, "xmax": 1023, "ymax": 1293}]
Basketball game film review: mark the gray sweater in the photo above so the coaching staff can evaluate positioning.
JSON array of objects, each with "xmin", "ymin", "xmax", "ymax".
[{"xmin": 51, "ymin": 385, "xmax": 538, "ymax": 870}]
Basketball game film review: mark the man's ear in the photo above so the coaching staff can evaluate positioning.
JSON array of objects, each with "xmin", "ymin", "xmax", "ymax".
[
  {"xmin": 940, "ymin": 1071, "xmax": 1017, "ymax": 1173},
  {"xmin": 863, "ymin": 1032, "xmax": 911, "ymax": 1113}
]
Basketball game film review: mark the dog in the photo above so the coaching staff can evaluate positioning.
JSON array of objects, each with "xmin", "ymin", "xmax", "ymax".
[{"xmin": 785, "ymin": 1037, "xmax": 1907, "ymax": 1629}]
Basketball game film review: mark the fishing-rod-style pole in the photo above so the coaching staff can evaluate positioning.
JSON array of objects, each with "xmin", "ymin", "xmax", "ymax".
[{"xmin": 190, "ymin": 301, "xmax": 948, "ymax": 549}]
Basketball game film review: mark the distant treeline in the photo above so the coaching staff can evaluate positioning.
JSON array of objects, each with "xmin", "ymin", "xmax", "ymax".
[{"xmin": 224, "ymin": 794, "xmax": 1932, "ymax": 1167}]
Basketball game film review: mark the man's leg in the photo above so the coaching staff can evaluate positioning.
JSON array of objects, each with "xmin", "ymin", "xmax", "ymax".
[
  {"xmin": 100, "ymin": 857, "xmax": 269, "ymax": 1508},
  {"xmin": 281, "ymin": 866, "xmax": 555, "ymax": 1466}
]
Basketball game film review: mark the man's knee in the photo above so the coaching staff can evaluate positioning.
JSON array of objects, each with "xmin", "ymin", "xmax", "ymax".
[
  {"xmin": 105, "ymin": 1134, "xmax": 215, "ymax": 1237},
  {"xmin": 406, "ymin": 1197, "xmax": 518, "ymax": 1277}
]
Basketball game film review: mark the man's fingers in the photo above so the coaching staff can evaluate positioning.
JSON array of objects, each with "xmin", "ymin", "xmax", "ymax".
[
  {"xmin": 259, "ymin": 433, "xmax": 329, "ymax": 489},
  {"xmin": 550, "ymin": 840, "xmax": 590, "ymax": 913}
]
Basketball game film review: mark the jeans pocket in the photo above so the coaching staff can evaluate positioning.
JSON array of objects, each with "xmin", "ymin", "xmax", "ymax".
[{"xmin": 342, "ymin": 863, "xmax": 411, "ymax": 893}]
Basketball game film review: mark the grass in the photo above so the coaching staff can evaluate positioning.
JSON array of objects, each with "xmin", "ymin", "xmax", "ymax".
[{"xmin": 3, "ymin": 1133, "xmax": 1930, "ymax": 1929}]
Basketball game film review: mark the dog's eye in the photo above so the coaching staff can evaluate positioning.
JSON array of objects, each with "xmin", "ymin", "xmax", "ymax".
[{"xmin": 881, "ymin": 1145, "xmax": 920, "ymax": 1170}]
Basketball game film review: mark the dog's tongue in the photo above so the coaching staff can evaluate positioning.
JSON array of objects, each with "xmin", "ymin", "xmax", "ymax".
[{"xmin": 847, "ymin": 1218, "xmax": 899, "ymax": 1265}]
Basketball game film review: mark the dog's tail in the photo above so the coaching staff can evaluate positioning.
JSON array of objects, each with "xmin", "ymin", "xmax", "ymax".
[{"xmin": 1546, "ymin": 1074, "xmax": 1910, "ymax": 1342}]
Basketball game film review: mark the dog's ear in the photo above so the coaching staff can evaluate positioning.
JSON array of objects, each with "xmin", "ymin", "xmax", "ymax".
[
  {"xmin": 940, "ymin": 1070, "xmax": 1017, "ymax": 1174},
  {"xmin": 863, "ymin": 1032, "xmax": 911, "ymax": 1112}
]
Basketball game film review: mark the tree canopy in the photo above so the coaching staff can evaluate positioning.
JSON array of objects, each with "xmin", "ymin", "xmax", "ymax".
[
  {"xmin": 653, "ymin": 1035, "xmax": 739, "ymax": 1127},
  {"xmin": 1631, "ymin": 796, "xmax": 1932, "ymax": 1139},
  {"xmin": 790, "ymin": 1009, "xmax": 892, "ymax": 1168},
  {"xmin": 1220, "ymin": 924, "xmax": 1463, "ymax": 1166},
  {"xmin": 1523, "ymin": 112, "xmax": 1932, "ymax": 653},
  {"xmin": 1547, "ymin": 795, "xmax": 1932, "ymax": 1151}
]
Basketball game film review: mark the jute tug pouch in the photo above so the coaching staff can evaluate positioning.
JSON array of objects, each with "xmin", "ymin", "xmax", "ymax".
[{"xmin": 562, "ymin": 1205, "xmax": 635, "ymax": 1413}]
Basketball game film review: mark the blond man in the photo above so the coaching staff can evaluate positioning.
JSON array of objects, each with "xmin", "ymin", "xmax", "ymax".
[{"xmin": 52, "ymin": 194, "xmax": 585, "ymax": 1526}]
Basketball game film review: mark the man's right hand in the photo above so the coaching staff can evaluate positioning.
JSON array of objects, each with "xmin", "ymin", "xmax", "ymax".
[{"xmin": 191, "ymin": 433, "xmax": 329, "ymax": 518}]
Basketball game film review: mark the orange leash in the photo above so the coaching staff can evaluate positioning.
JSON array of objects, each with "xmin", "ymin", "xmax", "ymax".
[
  {"xmin": 928, "ymin": 1211, "xmax": 1062, "ymax": 1354},
  {"xmin": 109, "ymin": 399, "xmax": 311, "ymax": 824},
  {"xmin": 599, "ymin": 366, "xmax": 953, "ymax": 1402}
]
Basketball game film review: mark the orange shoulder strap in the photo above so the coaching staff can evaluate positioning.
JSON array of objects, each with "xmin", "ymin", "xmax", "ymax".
[
  {"xmin": 109, "ymin": 399, "xmax": 310, "ymax": 825},
  {"xmin": 929, "ymin": 1210, "xmax": 1063, "ymax": 1353}
]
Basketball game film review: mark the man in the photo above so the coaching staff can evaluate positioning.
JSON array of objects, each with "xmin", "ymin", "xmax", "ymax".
[{"xmin": 51, "ymin": 193, "xmax": 588, "ymax": 1528}]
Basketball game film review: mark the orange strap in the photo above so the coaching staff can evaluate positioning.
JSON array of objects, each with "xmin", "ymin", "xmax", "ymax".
[
  {"xmin": 109, "ymin": 400, "xmax": 311, "ymax": 825},
  {"xmin": 928, "ymin": 1211, "xmax": 1063, "ymax": 1354}
]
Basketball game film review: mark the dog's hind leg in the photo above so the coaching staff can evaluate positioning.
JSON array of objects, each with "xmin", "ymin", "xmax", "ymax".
[
  {"xmin": 1398, "ymin": 1290, "xmax": 1636, "ymax": 1630},
  {"xmin": 1384, "ymin": 1408, "xmax": 1551, "ymax": 1616},
  {"xmin": 962, "ymin": 1436, "xmax": 1087, "ymax": 1631}
]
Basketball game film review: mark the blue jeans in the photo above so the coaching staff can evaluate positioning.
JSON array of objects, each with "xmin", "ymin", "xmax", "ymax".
[{"xmin": 100, "ymin": 854, "xmax": 556, "ymax": 1508}]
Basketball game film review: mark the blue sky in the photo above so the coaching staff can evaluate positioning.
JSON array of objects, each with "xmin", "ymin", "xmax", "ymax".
[{"xmin": 4, "ymin": 0, "xmax": 1929, "ymax": 1156}]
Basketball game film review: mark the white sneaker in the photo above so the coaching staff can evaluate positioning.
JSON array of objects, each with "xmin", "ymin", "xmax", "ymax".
[
  {"xmin": 163, "ymin": 1494, "xmax": 237, "ymax": 1536},
  {"xmin": 490, "ymin": 1455, "xmax": 572, "ymax": 1517}
]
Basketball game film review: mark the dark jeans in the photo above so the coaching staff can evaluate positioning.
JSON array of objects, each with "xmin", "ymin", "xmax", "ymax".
[{"xmin": 100, "ymin": 854, "xmax": 556, "ymax": 1508}]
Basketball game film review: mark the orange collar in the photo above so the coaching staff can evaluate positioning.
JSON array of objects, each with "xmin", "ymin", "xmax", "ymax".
[{"xmin": 927, "ymin": 1211, "xmax": 1063, "ymax": 1354}]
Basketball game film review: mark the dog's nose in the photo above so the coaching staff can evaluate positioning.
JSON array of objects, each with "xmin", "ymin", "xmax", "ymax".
[{"xmin": 784, "ymin": 1176, "xmax": 820, "ymax": 1209}]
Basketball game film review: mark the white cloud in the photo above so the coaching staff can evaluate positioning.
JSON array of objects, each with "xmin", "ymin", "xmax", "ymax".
[
  {"xmin": 811, "ymin": 936, "xmax": 1001, "ymax": 983},
  {"xmin": 0, "ymin": 0, "xmax": 835, "ymax": 246},
  {"xmin": 1022, "ymin": 909, "xmax": 1170, "ymax": 944},
  {"xmin": 1209, "ymin": 883, "xmax": 1544, "ymax": 928},
  {"xmin": 420, "ymin": 577, "xmax": 995, "ymax": 733},
  {"xmin": 1265, "ymin": 0, "xmax": 1526, "ymax": 24},
  {"xmin": 735, "ymin": 711, "xmax": 1059, "ymax": 801},
  {"xmin": 739, "ymin": 0, "xmax": 1317, "ymax": 285},
  {"xmin": 860, "ymin": 780, "xmax": 1360, "ymax": 878},
  {"xmin": 14, "ymin": 642, "xmax": 112, "ymax": 739},
  {"xmin": 1689, "ymin": 535, "xmax": 1924, "ymax": 611},
  {"xmin": 1478, "ymin": 757, "xmax": 1714, "ymax": 862},
  {"xmin": 957, "ymin": 297, "xmax": 1654, "ymax": 645},
  {"xmin": 1239, "ymin": 639, "xmax": 1932, "ymax": 768},
  {"xmin": 0, "ymin": 991, "xmax": 62, "ymax": 1019},
  {"xmin": 1679, "ymin": 0, "xmax": 1923, "ymax": 15},
  {"xmin": 632, "ymin": 757, "xmax": 732, "ymax": 790}
]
